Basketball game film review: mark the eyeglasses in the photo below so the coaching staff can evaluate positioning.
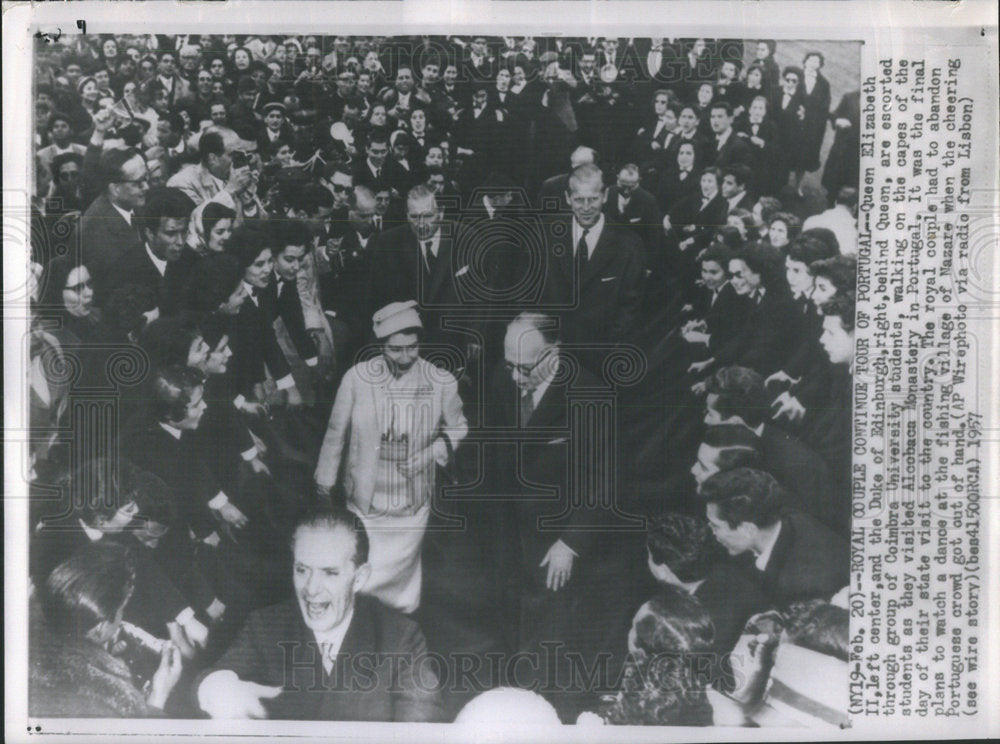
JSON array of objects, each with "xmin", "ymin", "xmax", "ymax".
[
  {"xmin": 65, "ymin": 279, "xmax": 92, "ymax": 293},
  {"xmin": 504, "ymin": 347, "xmax": 552, "ymax": 377},
  {"xmin": 117, "ymin": 176, "xmax": 149, "ymax": 186},
  {"xmin": 385, "ymin": 343, "xmax": 419, "ymax": 354},
  {"xmin": 332, "ymin": 183, "xmax": 354, "ymax": 194}
]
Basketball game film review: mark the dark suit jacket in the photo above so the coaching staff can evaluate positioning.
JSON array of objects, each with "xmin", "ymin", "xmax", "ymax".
[
  {"xmin": 712, "ymin": 288, "xmax": 796, "ymax": 376},
  {"xmin": 202, "ymin": 596, "xmax": 444, "ymax": 721},
  {"xmin": 760, "ymin": 422, "xmax": 845, "ymax": 536},
  {"xmin": 268, "ymin": 276, "xmax": 318, "ymax": 365},
  {"xmin": 536, "ymin": 172, "xmax": 570, "ymax": 211},
  {"xmin": 668, "ymin": 191, "xmax": 729, "ymax": 254},
  {"xmin": 655, "ymin": 167, "xmax": 701, "ymax": 214},
  {"xmin": 759, "ymin": 510, "xmax": 849, "ymax": 606},
  {"xmin": 603, "ymin": 186, "xmax": 662, "ymax": 266},
  {"xmin": 708, "ymin": 130, "xmax": 753, "ymax": 169},
  {"xmin": 80, "ymin": 192, "xmax": 143, "ymax": 305},
  {"xmin": 120, "ymin": 421, "xmax": 223, "ymax": 539},
  {"xmin": 229, "ymin": 289, "xmax": 294, "ymax": 398},
  {"xmin": 539, "ymin": 217, "xmax": 646, "ymax": 357},
  {"xmin": 367, "ymin": 224, "xmax": 473, "ymax": 350}
]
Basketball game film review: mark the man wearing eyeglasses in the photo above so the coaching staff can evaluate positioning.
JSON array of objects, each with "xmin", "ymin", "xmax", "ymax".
[
  {"xmin": 484, "ymin": 311, "xmax": 640, "ymax": 722},
  {"xmin": 80, "ymin": 113, "xmax": 148, "ymax": 304}
]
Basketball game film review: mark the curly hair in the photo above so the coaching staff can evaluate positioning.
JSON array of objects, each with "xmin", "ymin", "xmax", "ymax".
[{"xmin": 601, "ymin": 586, "xmax": 715, "ymax": 726}]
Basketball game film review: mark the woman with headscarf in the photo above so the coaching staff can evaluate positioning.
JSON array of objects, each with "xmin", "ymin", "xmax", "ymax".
[
  {"xmin": 187, "ymin": 201, "xmax": 237, "ymax": 256},
  {"xmin": 314, "ymin": 301, "xmax": 468, "ymax": 614}
]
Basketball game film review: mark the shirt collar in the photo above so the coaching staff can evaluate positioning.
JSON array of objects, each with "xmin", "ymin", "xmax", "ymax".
[
  {"xmin": 572, "ymin": 214, "xmax": 605, "ymax": 257},
  {"xmin": 111, "ymin": 201, "xmax": 133, "ymax": 226},
  {"xmin": 79, "ymin": 519, "xmax": 105, "ymax": 542},
  {"xmin": 421, "ymin": 231, "xmax": 441, "ymax": 256},
  {"xmin": 754, "ymin": 520, "xmax": 783, "ymax": 571},
  {"xmin": 312, "ymin": 605, "xmax": 355, "ymax": 673},
  {"xmin": 159, "ymin": 421, "xmax": 183, "ymax": 439},
  {"xmin": 530, "ymin": 355, "xmax": 560, "ymax": 408},
  {"xmin": 243, "ymin": 280, "xmax": 259, "ymax": 305},
  {"xmin": 145, "ymin": 244, "xmax": 168, "ymax": 276}
]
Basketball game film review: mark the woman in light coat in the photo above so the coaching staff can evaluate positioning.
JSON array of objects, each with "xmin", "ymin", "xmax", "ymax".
[{"xmin": 314, "ymin": 301, "xmax": 467, "ymax": 613}]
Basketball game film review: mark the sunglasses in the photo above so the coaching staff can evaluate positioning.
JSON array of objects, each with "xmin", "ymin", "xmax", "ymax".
[{"xmin": 65, "ymin": 279, "xmax": 92, "ymax": 293}]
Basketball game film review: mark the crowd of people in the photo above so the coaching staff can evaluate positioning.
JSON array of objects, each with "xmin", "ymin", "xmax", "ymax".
[{"xmin": 26, "ymin": 33, "xmax": 859, "ymax": 726}]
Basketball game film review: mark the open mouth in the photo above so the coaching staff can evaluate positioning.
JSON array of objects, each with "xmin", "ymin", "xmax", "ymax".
[{"xmin": 304, "ymin": 600, "xmax": 331, "ymax": 619}]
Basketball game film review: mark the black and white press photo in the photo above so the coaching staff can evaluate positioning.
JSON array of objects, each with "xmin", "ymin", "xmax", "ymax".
[{"xmin": 14, "ymin": 21, "xmax": 893, "ymax": 735}]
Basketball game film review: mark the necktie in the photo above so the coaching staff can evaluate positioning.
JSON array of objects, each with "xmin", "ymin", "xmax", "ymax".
[
  {"xmin": 520, "ymin": 390, "xmax": 535, "ymax": 426},
  {"xmin": 576, "ymin": 228, "xmax": 589, "ymax": 272},
  {"xmin": 374, "ymin": 216, "xmax": 382, "ymax": 231},
  {"xmin": 423, "ymin": 241, "xmax": 436, "ymax": 274}
]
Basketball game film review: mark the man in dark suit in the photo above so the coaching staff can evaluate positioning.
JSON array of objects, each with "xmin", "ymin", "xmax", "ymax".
[
  {"xmin": 703, "ymin": 366, "xmax": 845, "ymax": 535},
  {"xmin": 484, "ymin": 313, "xmax": 642, "ymax": 721},
  {"xmin": 646, "ymin": 512, "xmax": 766, "ymax": 687},
  {"xmin": 655, "ymin": 140, "xmax": 701, "ymax": 214},
  {"xmin": 603, "ymin": 163, "xmax": 662, "ymax": 269},
  {"xmin": 721, "ymin": 164, "xmax": 755, "ymax": 213},
  {"xmin": 79, "ymin": 147, "xmax": 148, "ymax": 306},
  {"xmin": 707, "ymin": 102, "xmax": 752, "ymax": 169},
  {"xmin": 701, "ymin": 467, "xmax": 848, "ymax": 606},
  {"xmin": 106, "ymin": 187, "xmax": 195, "ymax": 312},
  {"xmin": 539, "ymin": 163, "xmax": 645, "ymax": 374},
  {"xmin": 367, "ymin": 184, "xmax": 478, "ymax": 357},
  {"xmin": 535, "ymin": 146, "xmax": 596, "ymax": 212},
  {"xmin": 196, "ymin": 509, "xmax": 444, "ymax": 721}
]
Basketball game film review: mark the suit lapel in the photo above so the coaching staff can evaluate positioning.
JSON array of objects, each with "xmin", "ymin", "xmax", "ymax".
[
  {"xmin": 426, "ymin": 233, "xmax": 453, "ymax": 303},
  {"xmin": 582, "ymin": 225, "xmax": 618, "ymax": 286}
]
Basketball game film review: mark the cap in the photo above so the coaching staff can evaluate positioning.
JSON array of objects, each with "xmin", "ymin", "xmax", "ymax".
[
  {"xmin": 263, "ymin": 101, "xmax": 287, "ymax": 116},
  {"xmin": 372, "ymin": 300, "xmax": 422, "ymax": 339}
]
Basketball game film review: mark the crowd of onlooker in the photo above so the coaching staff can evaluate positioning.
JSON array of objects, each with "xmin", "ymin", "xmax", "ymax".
[{"xmin": 26, "ymin": 32, "xmax": 859, "ymax": 726}]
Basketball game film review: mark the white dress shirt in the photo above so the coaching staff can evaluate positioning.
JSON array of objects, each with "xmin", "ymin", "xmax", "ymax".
[
  {"xmin": 313, "ymin": 606, "xmax": 355, "ymax": 674},
  {"xmin": 572, "ymin": 214, "xmax": 605, "ymax": 260}
]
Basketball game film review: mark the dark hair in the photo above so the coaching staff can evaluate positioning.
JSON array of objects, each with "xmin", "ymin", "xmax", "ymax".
[
  {"xmin": 130, "ymin": 469, "xmax": 177, "ymax": 529},
  {"xmin": 714, "ymin": 225, "xmax": 745, "ymax": 251},
  {"xmin": 367, "ymin": 131, "xmax": 389, "ymax": 148},
  {"xmin": 647, "ymin": 513, "xmax": 724, "ymax": 583},
  {"xmin": 768, "ymin": 211, "xmax": 802, "ymax": 239},
  {"xmin": 702, "ymin": 424, "xmax": 763, "ymax": 470},
  {"xmin": 678, "ymin": 105, "xmax": 700, "ymax": 120},
  {"xmin": 755, "ymin": 196, "xmax": 782, "ymax": 224},
  {"xmin": 198, "ymin": 131, "xmax": 226, "ymax": 164},
  {"xmin": 810, "ymin": 255, "xmax": 857, "ymax": 296},
  {"xmin": 68, "ymin": 458, "xmax": 143, "ymax": 527},
  {"xmin": 704, "ymin": 366, "xmax": 769, "ymax": 427},
  {"xmin": 758, "ymin": 40, "xmax": 777, "ymax": 56},
  {"xmin": 99, "ymin": 147, "xmax": 142, "ymax": 187},
  {"xmin": 200, "ymin": 201, "xmax": 237, "ymax": 238},
  {"xmin": 226, "ymin": 222, "xmax": 271, "ymax": 270},
  {"xmin": 103, "ymin": 283, "xmax": 157, "ymax": 342},
  {"xmin": 135, "ymin": 187, "xmax": 195, "ymax": 236},
  {"xmin": 700, "ymin": 467, "xmax": 784, "ymax": 528},
  {"xmin": 802, "ymin": 51, "xmax": 825, "ymax": 68},
  {"xmin": 199, "ymin": 311, "xmax": 233, "ymax": 349},
  {"xmin": 292, "ymin": 508, "xmax": 370, "ymax": 567},
  {"xmin": 782, "ymin": 65, "xmax": 804, "ymax": 83},
  {"xmin": 835, "ymin": 187, "xmax": 858, "ymax": 209},
  {"xmin": 266, "ymin": 137, "xmax": 292, "ymax": 160},
  {"xmin": 820, "ymin": 293, "xmax": 856, "ymax": 333},
  {"xmin": 43, "ymin": 542, "xmax": 136, "ymax": 637},
  {"xmin": 709, "ymin": 101, "xmax": 733, "ymax": 117},
  {"xmin": 47, "ymin": 112, "xmax": 73, "ymax": 131},
  {"xmin": 149, "ymin": 364, "xmax": 205, "ymax": 424},
  {"xmin": 271, "ymin": 219, "xmax": 312, "ymax": 253},
  {"xmin": 40, "ymin": 254, "xmax": 86, "ymax": 308},
  {"xmin": 798, "ymin": 227, "xmax": 840, "ymax": 257},
  {"xmin": 139, "ymin": 315, "xmax": 203, "ymax": 370},
  {"xmin": 787, "ymin": 235, "xmax": 838, "ymax": 267},
  {"xmin": 50, "ymin": 151, "xmax": 84, "ymax": 181},
  {"xmin": 185, "ymin": 253, "xmax": 244, "ymax": 313},
  {"xmin": 735, "ymin": 241, "xmax": 784, "ymax": 290},
  {"xmin": 288, "ymin": 183, "xmax": 334, "ymax": 217},
  {"xmin": 723, "ymin": 164, "xmax": 750, "ymax": 188},
  {"xmin": 601, "ymin": 586, "xmax": 715, "ymax": 726},
  {"xmin": 698, "ymin": 243, "xmax": 733, "ymax": 270},
  {"xmin": 745, "ymin": 62, "xmax": 766, "ymax": 82}
]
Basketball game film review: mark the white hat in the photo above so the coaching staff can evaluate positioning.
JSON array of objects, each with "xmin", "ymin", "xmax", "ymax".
[{"xmin": 372, "ymin": 300, "xmax": 422, "ymax": 339}]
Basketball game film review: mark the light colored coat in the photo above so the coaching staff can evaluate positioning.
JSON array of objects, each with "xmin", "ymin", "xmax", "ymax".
[{"xmin": 315, "ymin": 356, "xmax": 467, "ymax": 514}]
